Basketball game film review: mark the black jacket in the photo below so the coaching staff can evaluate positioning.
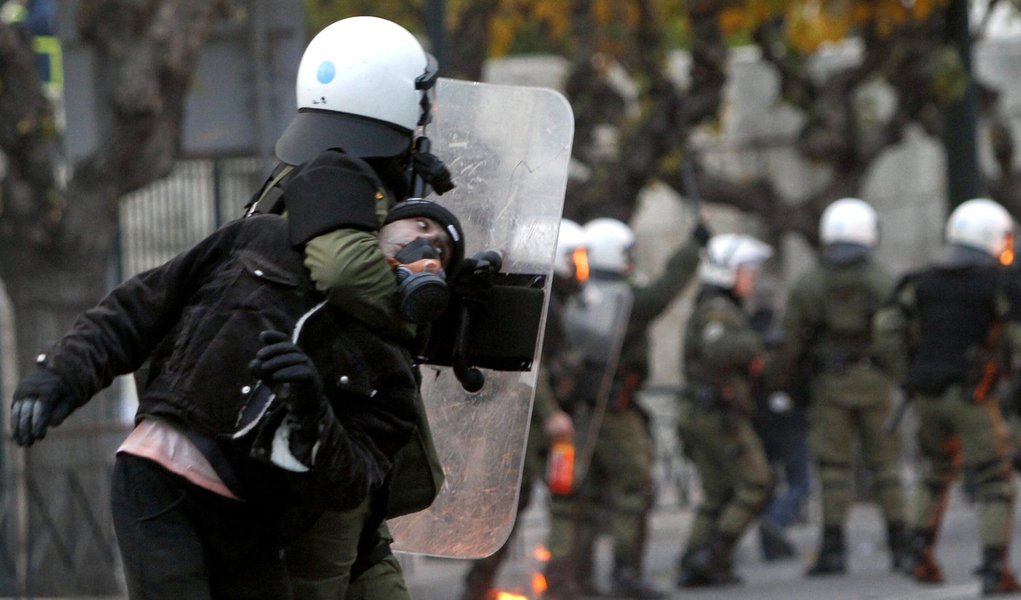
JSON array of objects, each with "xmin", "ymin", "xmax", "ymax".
[{"xmin": 40, "ymin": 214, "xmax": 419, "ymax": 512}]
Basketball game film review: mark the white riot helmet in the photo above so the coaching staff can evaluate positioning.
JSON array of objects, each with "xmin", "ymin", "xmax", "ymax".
[
  {"xmin": 275, "ymin": 16, "xmax": 438, "ymax": 165},
  {"xmin": 944, "ymin": 198, "xmax": 1014, "ymax": 262},
  {"xmin": 819, "ymin": 197, "xmax": 879, "ymax": 264},
  {"xmin": 820, "ymin": 198, "xmax": 879, "ymax": 246},
  {"xmin": 699, "ymin": 233, "xmax": 774, "ymax": 288},
  {"xmin": 584, "ymin": 218, "xmax": 636, "ymax": 275},
  {"xmin": 555, "ymin": 219, "xmax": 589, "ymax": 280}
]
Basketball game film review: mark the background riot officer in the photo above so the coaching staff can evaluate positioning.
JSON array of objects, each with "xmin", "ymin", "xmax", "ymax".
[
  {"xmin": 874, "ymin": 198, "xmax": 1021, "ymax": 595},
  {"xmin": 542, "ymin": 217, "xmax": 705, "ymax": 599},
  {"xmin": 767, "ymin": 198, "xmax": 910, "ymax": 577},
  {"xmin": 676, "ymin": 233, "xmax": 774, "ymax": 588},
  {"xmin": 458, "ymin": 219, "xmax": 582, "ymax": 600}
]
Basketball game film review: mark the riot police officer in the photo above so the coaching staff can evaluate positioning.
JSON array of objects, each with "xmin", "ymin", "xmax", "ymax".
[
  {"xmin": 247, "ymin": 16, "xmax": 454, "ymax": 600},
  {"xmin": 769, "ymin": 198, "xmax": 910, "ymax": 576},
  {"xmin": 676, "ymin": 233, "xmax": 774, "ymax": 587},
  {"xmin": 247, "ymin": 15, "xmax": 455, "ymax": 341},
  {"xmin": 874, "ymin": 198, "xmax": 1021, "ymax": 595},
  {"xmin": 543, "ymin": 217, "xmax": 705, "ymax": 599}
]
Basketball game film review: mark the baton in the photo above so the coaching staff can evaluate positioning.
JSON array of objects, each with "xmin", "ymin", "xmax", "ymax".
[
  {"xmin": 680, "ymin": 155, "xmax": 703, "ymax": 217},
  {"xmin": 883, "ymin": 394, "xmax": 911, "ymax": 435}
]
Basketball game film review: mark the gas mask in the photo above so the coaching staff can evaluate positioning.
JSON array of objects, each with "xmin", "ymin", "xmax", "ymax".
[{"xmin": 391, "ymin": 237, "xmax": 450, "ymax": 324}]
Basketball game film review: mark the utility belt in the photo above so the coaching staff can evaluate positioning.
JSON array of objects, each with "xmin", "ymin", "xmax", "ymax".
[
  {"xmin": 685, "ymin": 384, "xmax": 734, "ymax": 411},
  {"xmin": 577, "ymin": 363, "xmax": 641, "ymax": 412},
  {"xmin": 907, "ymin": 361, "xmax": 1000, "ymax": 403},
  {"xmin": 813, "ymin": 350, "xmax": 876, "ymax": 376},
  {"xmin": 684, "ymin": 384, "xmax": 748, "ymax": 434}
]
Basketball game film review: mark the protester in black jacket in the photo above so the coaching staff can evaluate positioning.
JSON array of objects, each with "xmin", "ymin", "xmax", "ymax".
[{"xmin": 9, "ymin": 205, "xmax": 463, "ymax": 599}]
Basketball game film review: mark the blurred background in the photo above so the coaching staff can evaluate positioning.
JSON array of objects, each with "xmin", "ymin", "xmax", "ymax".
[{"xmin": 1, "ymin": 0, "xmax": 1021, "ymax": 596}]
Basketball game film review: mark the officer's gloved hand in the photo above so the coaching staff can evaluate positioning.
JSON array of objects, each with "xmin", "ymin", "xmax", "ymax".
[
  {"xmin": 766, "ymin": 391, "xmax": 794, "ymax": 414},
  {"xmin": 250, "ymin": 331, "xmax": 325, "ymax": 429},
  {"xmin": 762, "ymin": 328, "xmax": 786, "ymax": 350},
  {"xmin": 693, "ymin": 221, "xmax": 713, "ymax": 248},
  {"xmin": 411, "ymin": 150, "xmax": 455, "ymax": 195},
  {"xmin": 452, "ymin": 250, "xmax": 503, "ymax": 310},
  {"xmin": 393, "ymin": 237, "xmax": 444, "ymax": 268},
  {"xmin": 11, "ymin": 367, "xmax": 79, "ymax": 447}
]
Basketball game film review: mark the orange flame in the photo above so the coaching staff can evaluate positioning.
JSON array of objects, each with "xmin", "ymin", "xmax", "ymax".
[
  {"xmin": 1001, "ymin": 232, "xmax": 1015, "ymax": 266},
  {"xmin": 493, "ymin": 591, "xmax": 529, "ymax": 600},
  {"xmin": 573, "ymin": 247, "xmax": 590, "ymax": 282},
  {"xmin": 532, "ymin": 545, "xmax": 551, "ymax": 562},
  {"xmin": 532, "ymin": 571, "xmax": 548, "ymax": 596}
]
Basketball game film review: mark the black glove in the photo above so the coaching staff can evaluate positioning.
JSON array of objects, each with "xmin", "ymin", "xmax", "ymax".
[
  {"xmin": 693, "ymin": 221, "xmax": 712, "ymax": 248},
  {"xmin": 249, "ymin": 331, "xmax": 324, "ymax": 422},
  {"xmin": 394, "ymin": 237, "xmax": 442, "ymax": 265},
  {"xmin": 762, "ymin": 328, "xmax": 786, "ymax": 350},
  {"xmin": 411, "ymin": 150, "xmax": 455, "ymax": 195},
  {"xmin": 11, "ymin": 367, "xmax": 78, "ymax": 447},
  {"xmin": 451, "ymin": 250, "xmax": 502, "ymax": 309}
]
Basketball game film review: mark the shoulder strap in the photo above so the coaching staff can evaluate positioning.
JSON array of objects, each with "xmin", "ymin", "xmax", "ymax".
[{"xmin": 244, "ymin": 162, "xmax": 296, "ymax": 216}]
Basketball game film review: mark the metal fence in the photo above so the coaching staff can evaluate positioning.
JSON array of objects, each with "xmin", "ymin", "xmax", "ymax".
[
  {"xmin": 0, "ymin": 157, "xmax": 267, "ymax": 597},
  {"xmin": 118, "ymin": 157, "xmax": 267, "ymax": 278},
  {"xmin": 1, "ymin": 457, "xmax": 127, "ymax": 597}
]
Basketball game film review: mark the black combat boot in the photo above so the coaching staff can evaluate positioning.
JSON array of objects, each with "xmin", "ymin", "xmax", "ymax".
[
  {"xmin": 806, "ymin": 526, "xmax": 846, "ymax": 576},
  {"xmin": 886, "ymin": 522, "xmax": 912, "ymax": 573},
  {"xmin": 543, "ymin": 558, "xmax": 582, "ymax": 600},
  {"xmin": 574, "ymin": 534, "xmax": 600, "ymax": 596},
  {"xmin": 609, "ymin": 565, "xmax": 669, "ymax": 599},
  {"xmin": 905, "ymin": 529, "xmax": 943, "ymax": 584},
  {"xmin": 978, "ymin": 547, "xmax": 1021, "ymax": 596},
  {"xmin": 677, "ymin": 535, "xmax": 742, "ymax": 588},
  {"xmin": 676, "ymin": 546, "xmax": 710, "ymax": 588},
  {"xmin": 458, "ymin": 549, "xmax": 507, "ymax": 600},
  {"xmin": 760, "ymin": 517, "xmax": 797, "ymax": 562},
  {"xmin": 458, "ymin": 564, "xmax": 494, "ymax": 600}
]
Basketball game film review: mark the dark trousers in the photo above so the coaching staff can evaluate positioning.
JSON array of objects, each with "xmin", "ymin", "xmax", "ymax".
[
  {"xmin": 111, "ymin": 453, "xmax": 292, "ymax": 600},
  {"xmin": 760, "ymin": 430, "xmax": 811, "ymax": 528}
]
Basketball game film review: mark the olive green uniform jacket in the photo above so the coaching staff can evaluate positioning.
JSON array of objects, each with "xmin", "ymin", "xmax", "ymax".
[
  {"xmin": 679, "ymin": 287, "xmax": 771, "ymax": 548},
  {"xmin": 769, "ymin": 258, "xmax": 905, "ymax": 528}
]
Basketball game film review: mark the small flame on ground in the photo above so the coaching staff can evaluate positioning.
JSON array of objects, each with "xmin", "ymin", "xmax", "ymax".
[
  {"xmin": 493, "ymin": 591, "xmax": 529, "ymax": 600},
  {"xmin": 532, "ymin": 571, "xmax": 548, "ymax": 596}
]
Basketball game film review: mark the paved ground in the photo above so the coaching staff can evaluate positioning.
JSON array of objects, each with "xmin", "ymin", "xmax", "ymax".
[
  {"xmin": 14, "ymin": 482, "xmax": 1021, "ymax": 599},
  {"xmin": 402, "ymin": 485, "xmax": 1021, "ymax": 600}
]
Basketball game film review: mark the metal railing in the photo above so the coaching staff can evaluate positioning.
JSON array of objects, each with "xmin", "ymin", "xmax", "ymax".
[{"xmin": 2, "ymin": 460, "xmax": 124, "ymax": 597}]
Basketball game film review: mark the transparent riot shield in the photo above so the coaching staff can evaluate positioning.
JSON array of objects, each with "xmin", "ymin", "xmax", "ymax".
[
  {"xmin": 389, "ymin": 79, "xmax": 574, "ymax": 558},
  {"xmin": 561, "ymin": 279, "xmax": 634, "ymax": 485}
]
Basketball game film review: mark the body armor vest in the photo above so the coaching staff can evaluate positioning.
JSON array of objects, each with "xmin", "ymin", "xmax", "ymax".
[{"xmin": 906, "ymin": 265, "xmax": 1003, "ymax": 394}]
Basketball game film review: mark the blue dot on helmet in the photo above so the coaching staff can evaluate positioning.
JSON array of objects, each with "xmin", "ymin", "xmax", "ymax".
[{"xmin": 317, "ymin": 61, "xmax": 336, "ymax": 84}]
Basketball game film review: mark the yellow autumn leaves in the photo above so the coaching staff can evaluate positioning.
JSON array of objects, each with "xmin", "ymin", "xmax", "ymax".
[{"xmin": 485, "ymin": 0, "xmax": 949, "ymax": 57}]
